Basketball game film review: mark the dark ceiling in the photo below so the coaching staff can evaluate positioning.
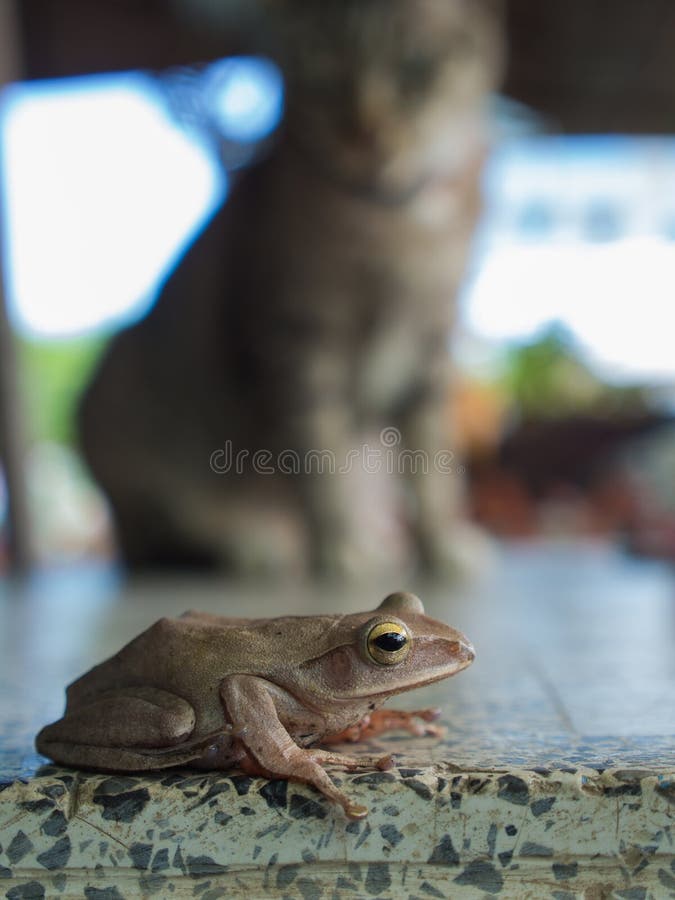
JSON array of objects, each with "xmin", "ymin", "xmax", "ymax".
[{"xmin": 14, "ymin": 0, "xmax": 675, "ymax": 133}]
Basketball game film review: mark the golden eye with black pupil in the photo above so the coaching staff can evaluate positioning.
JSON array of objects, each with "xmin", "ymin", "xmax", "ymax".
[{"xmin": 366, "ymin": 621, "xmax": 411, "ymax": 665}]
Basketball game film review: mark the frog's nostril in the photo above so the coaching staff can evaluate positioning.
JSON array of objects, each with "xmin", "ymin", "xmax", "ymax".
[{"xmin": 462, "ymin": 640, "xmax": 476, "ymax": 663}]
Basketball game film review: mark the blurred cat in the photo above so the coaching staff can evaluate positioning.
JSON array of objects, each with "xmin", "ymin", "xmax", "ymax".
[{"xmin": 79, "ymin": 0, "xmax": 504, "ymax": 576}]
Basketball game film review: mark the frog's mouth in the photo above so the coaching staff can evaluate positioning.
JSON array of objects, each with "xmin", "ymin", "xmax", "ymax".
[
  {"xmin": 297, "ymin": 635, "xmax": 474, "ymax": 704},
  {"xmin": 331, "ymin": 639, "xmax": 475, "ymax": 703},
  {"xmin": 352, "ymin": 656, "xmax": 475, "ymax": 701}
]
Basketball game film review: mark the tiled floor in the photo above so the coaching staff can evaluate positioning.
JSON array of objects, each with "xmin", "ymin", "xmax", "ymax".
[{"xmin": 1, "ymin": 541, "xmax": 674, "ymax": 897}]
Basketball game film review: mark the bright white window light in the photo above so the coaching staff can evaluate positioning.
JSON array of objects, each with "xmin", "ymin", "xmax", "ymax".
[
  {"xmin": 0, "ymin": 71, "xmax": 226, "ymax": 338},
  {"xmin": 462, "ymin": 137, "xmax": 675, "ymax": 383},
  {"xmin": 465, "ymin": 239, "xmax": 675, "ymax": 382},
  {"xmin": 204, "ymin": 56, "xmax": 284, "ymax": 143}
]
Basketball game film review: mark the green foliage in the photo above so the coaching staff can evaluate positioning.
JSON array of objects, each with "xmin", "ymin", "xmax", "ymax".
[
  {"xmin": 502, "ymin": 323, "xmax": 649, "ymax": 418},
  {"xmin": 19, "ymin": 336, "xmax": 107, "ymax": 446}
]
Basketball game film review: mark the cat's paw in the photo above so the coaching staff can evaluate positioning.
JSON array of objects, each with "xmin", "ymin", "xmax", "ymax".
[
  {"xmin": 217, "ymin": 529, "xmax": 302, "ymax": 578},
  {"xmin": 415, "ymin": 521, "xmax": 496, "ymax": 583},
  {"xmin": 310, "ymin": 533, "xmax": 370, "ymax": 582}
]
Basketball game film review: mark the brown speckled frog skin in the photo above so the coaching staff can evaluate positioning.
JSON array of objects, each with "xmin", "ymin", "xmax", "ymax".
[{"xmin": 36, "ymin": 592, "xmax": 473, "ymax": 818}]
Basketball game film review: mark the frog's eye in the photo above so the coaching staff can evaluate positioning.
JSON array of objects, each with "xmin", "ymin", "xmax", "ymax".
[{"xmin": 366, "ymin": 621, "xmax": 411, "ymax": 666}]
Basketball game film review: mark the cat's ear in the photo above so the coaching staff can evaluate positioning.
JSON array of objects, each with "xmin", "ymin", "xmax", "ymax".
[
  {"xmin": 254, "ymin": 0, "xmax": 299, "ymax": 18},
  {"xmin": 417, "ymin": 0, "xmax": 503, "ymax": 26},
  {"xmin": 449, "ymin": 0, "xmax": 504, "ymax": 13},
  {"xmin": 458, "ymin": 0, "xmax": 505, "ymax": 12},
  {"xmin": 470, "ymin": 0, "xmax": 505, "ymax": 16},
  {"xmin": 456, "ymin": 0, "xmax": 505, "ymax": 27}
]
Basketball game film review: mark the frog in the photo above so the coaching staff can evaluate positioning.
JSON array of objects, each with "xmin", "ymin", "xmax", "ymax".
[{"xmin": 36, "ymin": 591, "xmax": 474, "ymax": 818}]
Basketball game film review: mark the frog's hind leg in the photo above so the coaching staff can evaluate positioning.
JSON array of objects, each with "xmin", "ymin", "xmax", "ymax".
[
  {"xmin": 323, "ymin": 707, "xmax": 444, "ymax": 743},
  {"xmin": 36, "ymin": 686, "xmax": 205, "ymax": 771}
]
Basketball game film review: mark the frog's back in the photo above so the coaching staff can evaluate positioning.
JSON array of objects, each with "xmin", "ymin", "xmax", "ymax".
[{"xmin": 64, "ymin": 612, "xmax": 347, "ymax": 708}]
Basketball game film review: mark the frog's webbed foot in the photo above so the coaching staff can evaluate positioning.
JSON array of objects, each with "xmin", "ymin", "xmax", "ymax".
[
  {"xmin": 368, "ymin": 707, "xmax": 444, "ymax": 738},
  {"xmin": 324, "ymin": 707, "xmax": 444, "ymax": 743}
]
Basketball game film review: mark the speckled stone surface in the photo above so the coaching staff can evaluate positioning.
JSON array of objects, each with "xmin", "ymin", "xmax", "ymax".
[{"xmin": 1, "ymin": 542, "xmax": 674, "ymax": 898}]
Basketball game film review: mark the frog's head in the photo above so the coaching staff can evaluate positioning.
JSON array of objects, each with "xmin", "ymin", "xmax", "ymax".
[{"xmin": 300, "ymin": 591, "xmax": 474, "ymax": 702}]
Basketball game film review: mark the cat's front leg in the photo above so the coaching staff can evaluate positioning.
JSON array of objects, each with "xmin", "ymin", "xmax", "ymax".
[
  {"xmin": 295, "ymin": 422, "xmax": 366, "ymax": 579},
  {"xmin": 398, "ymin": 376, "xmax": 486, "ymax": 580},
  {"xmin": 280, "ymin": 373, "xmax": 366, "ymax": 579}
]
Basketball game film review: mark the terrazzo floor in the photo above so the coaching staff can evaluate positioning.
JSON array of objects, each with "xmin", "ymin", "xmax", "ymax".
[{"xmin": 0, "ymin": 541, "xmax": 673, "ymax": 898}]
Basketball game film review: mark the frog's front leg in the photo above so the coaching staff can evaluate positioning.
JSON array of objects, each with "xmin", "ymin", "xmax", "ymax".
[
  {"xmin": 36, "ymin": 686, "xmax": 205, "ymax": 771},
  {"xmin": 220, "ymin": 674, "xmax": 372, "ymax": 819}
]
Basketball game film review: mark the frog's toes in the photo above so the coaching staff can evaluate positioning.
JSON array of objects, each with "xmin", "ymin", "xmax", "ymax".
[
  {"xmin": 309, "ymin": 749, "xmax": 363, "ymax": 770},
  {"xmin": 227, "ymin": 723, "xmax": 248, "ymax": 738},
  {"xmin": 423, "ymin": 723, "xmax": 445, "ymax": 738},
  {"xmin": 344, "ymin": 801, "xmax": 369, "ymax": 820},
  {"xmin": 417, "ymin": 708, "xmax": 441, "ymax": 722}
]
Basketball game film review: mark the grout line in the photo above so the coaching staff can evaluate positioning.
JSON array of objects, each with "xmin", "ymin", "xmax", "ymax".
[{"xmin": 525, "ymin": 655, "xmax": 578, "ymax": 737}]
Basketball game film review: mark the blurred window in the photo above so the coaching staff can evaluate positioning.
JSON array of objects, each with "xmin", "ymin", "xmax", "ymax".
[
  {"xmin": 583, "ymin": 201, "xmax": 622, "ymax": 242},
  {"xmin": 0, "ymin": 59, "xmax": 283, "ymax": 338},
  {"xmin": 516, "ymin": 200, "xmax": 554, "ymax": 239},
  {"xmin": 463, "ymin": 136, "xmax": 675, "ymax": 383}
]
